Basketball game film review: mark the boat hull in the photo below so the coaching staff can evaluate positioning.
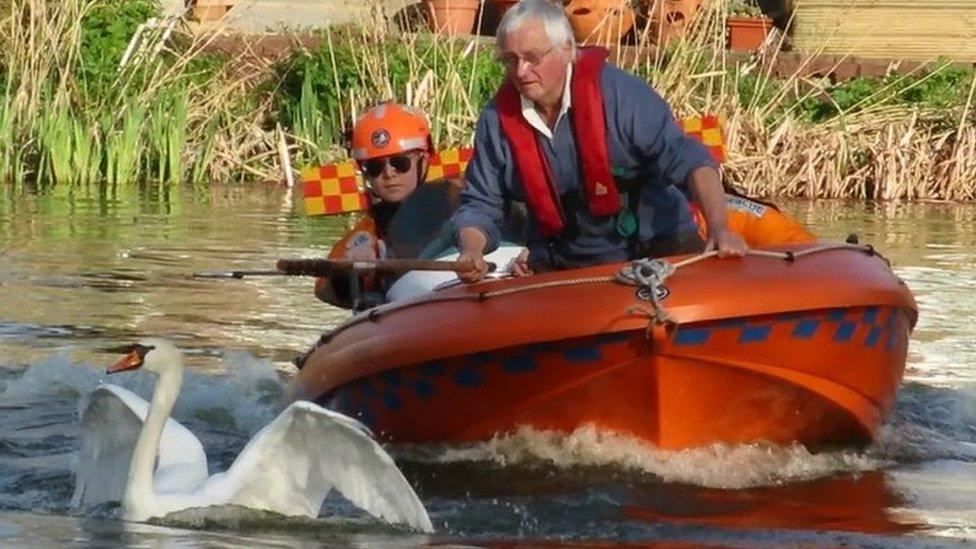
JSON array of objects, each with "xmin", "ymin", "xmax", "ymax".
[{"xmin": 288, "ymin": 244, "xmax": 916, "ymax": 450}]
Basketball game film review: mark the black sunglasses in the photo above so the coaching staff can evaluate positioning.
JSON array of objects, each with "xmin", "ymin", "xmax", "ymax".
[{"xmin": 362, "ymin": 154, "xmax": 413, "ymax": 178}]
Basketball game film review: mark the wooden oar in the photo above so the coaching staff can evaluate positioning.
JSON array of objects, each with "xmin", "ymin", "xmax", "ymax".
[{"xmin": 192, "ymin": 258, "xmax": 495, "ymax": 279}]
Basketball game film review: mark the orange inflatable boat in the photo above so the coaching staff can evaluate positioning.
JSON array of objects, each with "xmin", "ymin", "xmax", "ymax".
[{"xmin": 286, "ymin": 242, "xmax": 916, "ymax": 450}]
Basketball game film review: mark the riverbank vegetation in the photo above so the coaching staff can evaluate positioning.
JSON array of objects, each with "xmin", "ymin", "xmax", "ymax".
[{"xmin": 1, "ymin": 0, "xmax": 974, "ymax": 199}]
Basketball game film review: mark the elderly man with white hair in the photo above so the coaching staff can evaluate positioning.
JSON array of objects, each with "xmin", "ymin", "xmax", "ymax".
[{"xmin": 451, "ymin": 0, "xmax": 747, "ymax": 282}]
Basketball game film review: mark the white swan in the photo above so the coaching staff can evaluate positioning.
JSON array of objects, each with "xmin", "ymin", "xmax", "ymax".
[{"xmin": 71, "ymin": 338, "xmax": 433, "ymax": 532}]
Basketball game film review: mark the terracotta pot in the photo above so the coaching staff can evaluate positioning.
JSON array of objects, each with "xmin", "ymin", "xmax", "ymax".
[
  {"xmin": 189, "ymin": 0, "xmax": 233, "ymax": 22},
  {"xmin": 564, "ymin": 0, "xmax": 635, "ymax": 46},
  {"xmin": 727, "ymin": 16, "xmax": 773, "ymax": 51},
  {"xmin": 493, "ymin": 0, "xmax": 520, "ymax": 17},
  {"xmin": 649, "ymin": 0, "xmax": 704, "ymax": 45},
  {"xmin": 425, "ymin": 0, "xmax": 483, "ymax": 36}
]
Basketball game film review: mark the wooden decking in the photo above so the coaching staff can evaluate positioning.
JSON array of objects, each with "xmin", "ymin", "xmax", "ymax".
[{"xmin": 792, "ymin": 0, "xmax": 976, "ymax": 62}]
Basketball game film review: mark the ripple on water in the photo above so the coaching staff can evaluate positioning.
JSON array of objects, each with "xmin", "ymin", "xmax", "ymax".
[{"xmin": 1, "ymin": 194, "xmax": 976, "ymax": 544}]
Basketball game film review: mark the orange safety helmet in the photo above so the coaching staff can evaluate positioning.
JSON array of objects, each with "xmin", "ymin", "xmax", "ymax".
[{"xmin": 351, "ymin": 102, "xmax": 432, "ymax": 161}]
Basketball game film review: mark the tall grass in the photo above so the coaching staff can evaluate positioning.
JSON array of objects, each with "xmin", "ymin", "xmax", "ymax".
[
  {"xmin": 103, "ymin": 101, "xmax": 145, "ymax": 186},
  {"xmin": 274, "ymin": 24, "xmax": 504, "ymax": 167},
  {"xmin": 1, "ymin": 0, "xmax": 974, "ymax": 199},
  {"xmin": 0, "ymin": 85, "xmax": 17, "ymax": 184},
  {"xmin": 0, "ymin": 0, "xmax": 268, "ymax": 187}
]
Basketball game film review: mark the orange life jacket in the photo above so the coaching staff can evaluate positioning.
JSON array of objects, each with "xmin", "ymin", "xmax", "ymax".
[
  {"xmin": 496, "ymin": 46, "xmax": 620, "ymax": 237},
  {"xmin": 691, "ymin": 195, "xmax": 816, "ymax": 247},
  {"xmin": 314, "ymin": 217, "xmax": 384, "ymax": 307},
  {"xmin": 326, "ymin": 217, "xmax": 383, "ymax": 261}
]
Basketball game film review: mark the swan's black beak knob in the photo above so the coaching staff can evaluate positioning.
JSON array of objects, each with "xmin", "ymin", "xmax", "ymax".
[{"xmin": 107, "ymin": 343, "xmax": 154, "ymax": 374}]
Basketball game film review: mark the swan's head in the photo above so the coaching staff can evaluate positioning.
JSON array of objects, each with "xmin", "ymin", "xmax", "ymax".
[{"xmin": 108, "ymin": 338, "xmax": 183, "ymax": 376}]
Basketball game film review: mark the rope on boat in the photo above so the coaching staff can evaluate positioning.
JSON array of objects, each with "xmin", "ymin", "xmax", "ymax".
[
  {"xmin": 479, "ymin": 275, "xmax": 615, "ymax": 298},
  {"xmin": 471, "ymin": 241, "xmax": 875, "ymax": 302},
  {"xmin": 616, "ymin": 257, "xmax": 676, "ymax": 325},
  {"xmin": 613, "ymin": 242, "xmax": 880, "ymax": 330},
  {"xmin": 302, "ymin": 242, "xmax": 881, "ymax": 357}
]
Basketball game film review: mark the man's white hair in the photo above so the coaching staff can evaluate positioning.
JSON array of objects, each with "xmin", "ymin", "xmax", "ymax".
[{"xmin": 496, "ymin": 0, "xmax": 577, "ymax": 55}]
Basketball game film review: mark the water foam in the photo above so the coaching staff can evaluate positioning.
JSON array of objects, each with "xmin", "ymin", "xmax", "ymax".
[
  {"xmin": 399, "ymin": 379, "xmax": 976, "ymax": 488},
  {"xmin": 0, "ymin": 351, "xmax": 102, "ymax": 400},
  {"xmin": 405, "ymin": 424, "xmax": 883, "ymax": 489},
  {"xmin": 0, "ymin": 348, "xmax": 283, "ymax": 436},
  {"xmin": 870, "ymin": 383, "xmax": 976, "ymax": 463}
]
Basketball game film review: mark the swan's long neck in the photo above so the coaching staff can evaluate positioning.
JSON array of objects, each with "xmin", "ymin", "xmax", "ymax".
[{"xmin": 125, "ymin": 367, "xmax": 182, "ymax": 504}]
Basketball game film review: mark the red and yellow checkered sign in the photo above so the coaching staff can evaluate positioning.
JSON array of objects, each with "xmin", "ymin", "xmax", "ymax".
[
  {"xmin": 301, "ymin": 147, "xmax": 474, "ymax": 216},
  {"xmin": 426, "ymin": 147, "xmax": 474, "ymax": 181},
  {"xmin": 300, "ymin": 161, "xmax": 369, "ymax": 216},
  {"xmin": 678, "ymin": 115, "xmax": 726, "ymax": 164}
]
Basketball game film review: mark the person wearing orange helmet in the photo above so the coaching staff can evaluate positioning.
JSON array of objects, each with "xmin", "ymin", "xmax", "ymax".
[{"xmin": 314, "ymin": 102, "xmax": 441, "ymax": 309}]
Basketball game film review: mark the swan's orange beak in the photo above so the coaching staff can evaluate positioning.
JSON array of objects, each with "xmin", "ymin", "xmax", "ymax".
[{"xmin": 108, "ymin": 347, "xmax": 145, "ymax": 374}]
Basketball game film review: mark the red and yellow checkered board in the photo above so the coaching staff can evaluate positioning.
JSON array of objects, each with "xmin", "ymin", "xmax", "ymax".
[
  {"xmin": 677, "ymin": 115, "xmax": 726, "ymax": 164},
  {"xmin": 301, "ymin": 147, "xmax": 474, "ymax": 216}
]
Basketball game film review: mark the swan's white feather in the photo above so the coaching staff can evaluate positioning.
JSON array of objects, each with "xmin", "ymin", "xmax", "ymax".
[
  {"xmin": 71, "ymin": 346, "xmax": 432, "ymax": 533},
  {"xmin": 200, "ymin": 401, "xmax": 433, "ymax": 533},
  {"xmin": 72, "ymin": 384, "xmax": 208, "ymax": 507}
]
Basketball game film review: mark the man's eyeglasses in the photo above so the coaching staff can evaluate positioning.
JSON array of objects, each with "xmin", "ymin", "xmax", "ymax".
[
  {"xmin": 496, "ymin": 47, "xmax": 554, "ymax": 70},
  {"xmin": 362, "ymin": 154, "xmax": 413, "ymax": 178}
]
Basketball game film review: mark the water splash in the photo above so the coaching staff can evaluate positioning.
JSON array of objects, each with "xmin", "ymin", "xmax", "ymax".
[
  {"xmin": 401, "ymin": 424, "xmax": 883, "ymax": 489},
  {"xmin": 390, "ymin": 376, "xmax": 976, "ymax": 488},
  {"xmin": 0, "ymin": 348, "xmax": 283, "ymax": 437},
  {"xmin": 0, "ymin": 351, "xmax": 103, "ymax": 400},
  {"xmin": 870, "ymin": 382, "xmax": 976, "ymax": 463}
]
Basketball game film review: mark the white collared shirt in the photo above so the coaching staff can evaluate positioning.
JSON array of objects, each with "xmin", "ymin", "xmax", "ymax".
[{"xmin": 519, "ymin": 63, "xmax": 573, "ymax": 140}]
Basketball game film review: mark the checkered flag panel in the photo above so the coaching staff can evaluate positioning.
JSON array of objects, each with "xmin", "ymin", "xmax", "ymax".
[
  {"xmin": 301, "ymin": 147, "xmax": 474, "ymax": 216},
  {"xmin": 300, "ymin": 162, "xmax": 369, "ymax": 216},
  {"xmin": 678, "ymin": 115, "xmax": 726, "ymax": 164},
  {"xmin": 426, "ymin": 147, "xmax": 474, "ymax": 181}
]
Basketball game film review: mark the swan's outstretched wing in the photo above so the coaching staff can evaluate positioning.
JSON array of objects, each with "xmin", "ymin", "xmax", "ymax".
[
  {"xmin": 72, "ymin": 384, "xmax": 209, "ymax": 507},
  {"xmin": 205, "ymin": 401, "xmax": 433, "ymax": 532}
]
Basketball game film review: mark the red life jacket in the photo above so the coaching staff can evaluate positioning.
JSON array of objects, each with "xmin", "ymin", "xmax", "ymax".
[{"xmin": 496, "ymin": 46, "xmax": 620, "ymax": 237}]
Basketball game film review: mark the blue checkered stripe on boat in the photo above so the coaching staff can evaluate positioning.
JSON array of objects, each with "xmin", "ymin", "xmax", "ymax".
[
  {"xmin": 673, "ymin": 306, "xmax": 906, "ymax": 351},
  {"xmin": 321, "ymin": 331, "xmax": 636, "ymax": 423}
]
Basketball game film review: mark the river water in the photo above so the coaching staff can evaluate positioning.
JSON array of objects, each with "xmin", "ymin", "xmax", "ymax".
[{"xmin": 0, "ymin": 185, "xmax": 974, "ymax": 547}]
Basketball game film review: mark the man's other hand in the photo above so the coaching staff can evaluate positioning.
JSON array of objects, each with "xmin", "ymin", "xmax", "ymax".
[{"xmin": 509, "ymin": 248, "xmax": 532, "ymax": 277}]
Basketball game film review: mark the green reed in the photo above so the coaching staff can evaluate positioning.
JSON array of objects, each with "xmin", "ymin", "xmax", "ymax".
[
  {"xmin": 0, "ymin": 86, "xmax": 13, "ymax": 184},
  {"xmin": 145, "ymin": 91, "xmax": 188, "ymax": 186},
  {"xmin": 103, "ymin": 102, "xmax": 146, "ymax": 187},
  {"xmin": 36, "ymin": 99, "xmax": 75, "ymax": 185},
  {"xmin": 189, "ymin": 118, "xmax": 220, "ymax": 187},
  {"xmin": 289, "ymin": 69, "xmax": 336, "ymax": 165}
]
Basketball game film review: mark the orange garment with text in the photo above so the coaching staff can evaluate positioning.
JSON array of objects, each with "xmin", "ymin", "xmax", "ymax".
[
  {"xmin": 314, "ymin": 217, "xmax": 384, "ymax": 306},
  {"xmin": 693, "ymin": 195, "xmax": 817, "ymax": 247},
  {"xmin": 326, "ymin": 217, "xmax": 383, "ymax": 261}
]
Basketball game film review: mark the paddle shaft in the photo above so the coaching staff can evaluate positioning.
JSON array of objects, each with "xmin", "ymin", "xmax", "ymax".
[
  {"xmin": 193, "ymin": 258, "xmax": 495, "ymax": 279},
  {"xmin": 276, "ymin": 258, "xmax": 493, "ymax": 276}
]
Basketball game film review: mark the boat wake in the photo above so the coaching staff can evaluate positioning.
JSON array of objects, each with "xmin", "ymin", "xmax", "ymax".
[
  {"xmin": 399, "ymin": 424, "xmax": 883, "ymax": 489},
  {"xmin": 2, "ymin": 347, "xmax": 975, "ymax": 529},
  {"xmin": 395, "ymin": 381, "xmax": 976, "ymax": 489},
  {"xmin": 149, "ymin": 503, "xmax": 422, "ymax": 536}
]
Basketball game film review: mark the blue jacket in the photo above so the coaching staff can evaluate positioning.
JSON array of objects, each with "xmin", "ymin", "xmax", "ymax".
[{"xmin": 452, "ymin": 63, "xmax": 717, "ymax": 268}]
